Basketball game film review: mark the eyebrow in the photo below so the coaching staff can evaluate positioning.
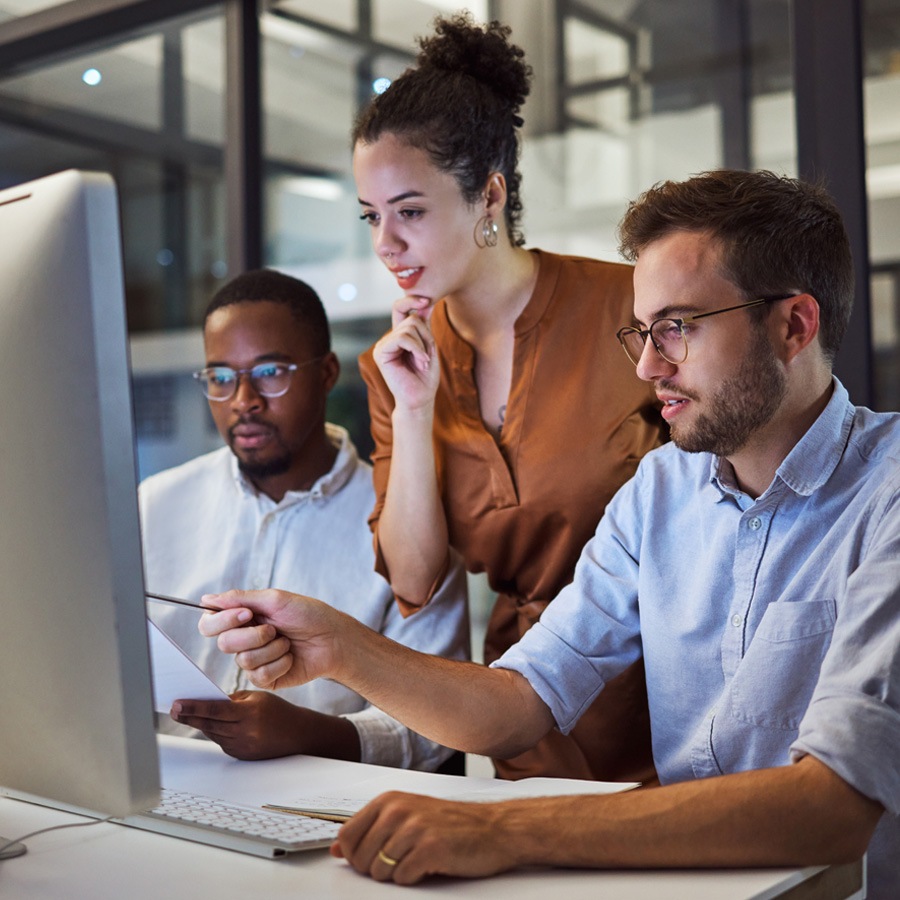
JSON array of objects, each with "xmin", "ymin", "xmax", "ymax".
[
  {"xmin": 204, "ymin": 352, "xmax": 293, "ymax": 368},
  {"xmin": 633, "ymin": 304, "xmax": 704, "ymax": 327},
  {"xmin": 357, "ymin": 190, "xmax": 425, "ymax": 206}
]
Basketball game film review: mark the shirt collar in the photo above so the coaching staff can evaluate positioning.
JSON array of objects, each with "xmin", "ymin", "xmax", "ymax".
[
  {"xmin": 773, "ymin": 377, "xmax": 853, "ymax": 496},
  {"xmin": 708, "ymin": 377, "xmax": 853, "ymax": 500},
  {"xmin": 432, "ymin": 249, "xmax": 552, "ymax": 359},
  {"xmin": 228, "ymin": 423, "xmax": 358, "ymax": 507}
]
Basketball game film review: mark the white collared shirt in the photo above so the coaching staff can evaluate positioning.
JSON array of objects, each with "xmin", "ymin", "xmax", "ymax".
[{"xmin": 141, "ymin": 424, "xmax": 469, "ymax": 770}]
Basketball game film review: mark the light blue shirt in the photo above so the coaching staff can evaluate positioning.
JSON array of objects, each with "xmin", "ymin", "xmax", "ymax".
[{"xmin": 495, "ymin": 380, "xmax": 900, "ymax": 897}]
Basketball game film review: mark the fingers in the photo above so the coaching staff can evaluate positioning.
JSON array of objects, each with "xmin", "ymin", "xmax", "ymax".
[
  {"xmin": 236, "ymin": 652, "xmax": 294, "ymax": 690},
  {"xmin": 197, "ymin": 606, "xmax": 254, "ymax": 637},
  {"xmin": 336, "ymin": 793, "xmax": 417, "ymax": 883},
  {"xmin": 170, "ymin": 698, "xmax": 239, "ymax": 727},
  {"xmin": 333, "ymin": 794, "xmax": 515, "ymax": 885},
  {"xmin": 375, "ymin": 315, "xmax": 435, "ymax": 373},
  {"xmin": 195, "ymin": 607, "xmax": 293, "ymax": 690},
  {"xmin": 391, "ymin": 295, "xmax": 434, "ymax": 328}
]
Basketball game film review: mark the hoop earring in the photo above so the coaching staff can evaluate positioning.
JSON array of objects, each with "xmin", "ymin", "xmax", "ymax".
[{"xmin": 474, "ymin": 215, "xmax": 499, "ymax": 249}]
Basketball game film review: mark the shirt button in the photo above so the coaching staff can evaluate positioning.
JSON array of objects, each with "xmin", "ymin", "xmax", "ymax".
[
  {"xmin": 748, "ymin": 516, "xmax": 762, "ymax": 531},
  {"xmin": 731, "ymin": 614, "xmax": 742, "ymax": 627}
]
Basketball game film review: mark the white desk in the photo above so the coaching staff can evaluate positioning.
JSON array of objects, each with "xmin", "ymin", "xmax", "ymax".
[{"xmin": 0, "ymin": 736, "xmax": 863, "ymax": 900}]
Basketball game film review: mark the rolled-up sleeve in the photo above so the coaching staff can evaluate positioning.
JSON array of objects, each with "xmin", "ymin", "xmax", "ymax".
[
  {"xmin": 492, "ymin": 476, "xmax": 645, "ymax": 733},
  {"xmin": 791, "ymin": 482, "xmax": 900, "ymax": 815}
]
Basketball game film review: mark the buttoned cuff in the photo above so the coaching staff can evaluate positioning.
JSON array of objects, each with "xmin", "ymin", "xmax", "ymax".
[{"xmin": 342, "ymin": 706, "xmax": 454, "ymax": 771}]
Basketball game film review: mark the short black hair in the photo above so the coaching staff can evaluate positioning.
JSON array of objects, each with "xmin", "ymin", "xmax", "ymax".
[
  {"xmin": 618, "ymin": 169, "xmax": 854, "ymax": 362},
  {"xmin": 204, "ymin": 269, "xmax": 330, "ymax": 356}
]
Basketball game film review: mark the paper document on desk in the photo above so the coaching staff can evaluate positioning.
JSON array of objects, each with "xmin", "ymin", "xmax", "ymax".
[
  {"xmin": 147, "ymin": 620, "xmax": 229, "ymax": 714},
  {"xmin": 264, "ymin": 771, "xmax": 640, "ymax": 821}
]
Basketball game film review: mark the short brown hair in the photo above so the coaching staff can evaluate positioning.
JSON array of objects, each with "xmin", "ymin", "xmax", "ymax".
[{"xmin": 617, "ymin": 169, "xmax": 854, "ymax": 361}]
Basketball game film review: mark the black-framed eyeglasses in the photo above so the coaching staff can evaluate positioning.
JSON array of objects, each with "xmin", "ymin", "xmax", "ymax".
[
  {"xmin": 192, "ymin": 357, "xmax": 324, "ymax": 401},
  {"xmin": 615, "ymin": 294, "xmax": 795, "ymax": 366}
]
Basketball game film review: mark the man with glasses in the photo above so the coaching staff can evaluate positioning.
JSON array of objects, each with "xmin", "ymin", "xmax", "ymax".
[
  {"xmin": 141, "ymin": 269, "xmax": 468, "ymax": 770},
  {"xmin": 198, "ymin": 172, "xmax": 898, "ymax": 896}
]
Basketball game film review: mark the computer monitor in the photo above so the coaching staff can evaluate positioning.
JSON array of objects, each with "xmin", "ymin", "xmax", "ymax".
[{"xmin": 0, "ymin": 170, "xmax": 159, "ymax": 828}]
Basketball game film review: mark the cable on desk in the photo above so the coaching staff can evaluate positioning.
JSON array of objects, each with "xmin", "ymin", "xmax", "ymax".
[{"xmin": 0, "ymin": 816, "xmax": 115, "ymax": 860}]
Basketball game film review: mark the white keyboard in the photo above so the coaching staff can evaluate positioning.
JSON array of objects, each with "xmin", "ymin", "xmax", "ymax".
[{"xmin": 116, "ymin": 788, "xmax": 342, "ymax": 858}]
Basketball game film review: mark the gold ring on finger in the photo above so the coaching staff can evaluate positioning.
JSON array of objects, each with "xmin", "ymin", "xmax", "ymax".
[{"xmin": 378, "ymin": 848, "xmax": 400, "ymax": 867}]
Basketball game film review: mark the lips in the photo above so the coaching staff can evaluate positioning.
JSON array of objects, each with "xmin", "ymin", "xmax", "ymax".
[
  {"xmin": 230, "ymin": 421, "xmax": 275, "ymax": 451},
  {"xmin": 389, "ymin": 265, "xmax": 424, "ymax": 292},
  {"xmin": 657, "ymin": 392, "xmax": 691, "ymax": 422}
]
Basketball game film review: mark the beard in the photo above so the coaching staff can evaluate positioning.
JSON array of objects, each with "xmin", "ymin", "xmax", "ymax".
[
  {"xmin": 236, "ymin": 453, "xmax": 292, "ymax": 481},
  {"xmin": 668, "ymin": 326, "xmax": 787, "ymax": 457},
  {"xmin": 228, "ymin": 420, "xmax": 293, "ymax": 481}
]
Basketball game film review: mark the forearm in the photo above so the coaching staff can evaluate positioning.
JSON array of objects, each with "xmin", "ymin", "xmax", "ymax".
[
  {"xmin": 377, "ymin": 405, "xmax": 450, "ymax": 606},
  {"xmin": 335, "ymin": 618, "xmax": 553, "ymax": 757},
  {"xmin": 498, "ymin": 756, "xmax": 881, "ymax": 871},
  {"xmin": 290, "ymin": 709, "xmax": 362, "ymax": 762},
  {"xmin": 203, "ymin": 592, "xmax": 551, "ymax": 757}
]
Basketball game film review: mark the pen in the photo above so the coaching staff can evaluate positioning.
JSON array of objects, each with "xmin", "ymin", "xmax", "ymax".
[
  {"xmin": 261, "ymin": 804, "xmax": 352, "ymax": 823},
  {"xmin": 145, "ymin": 591, "xmax": 223, "ymax": 613}
]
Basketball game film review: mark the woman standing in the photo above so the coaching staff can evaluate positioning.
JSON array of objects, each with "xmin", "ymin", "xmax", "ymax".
[{"xmin": 355, "ymin": 13, "xmax": 665, "ymax": 782}]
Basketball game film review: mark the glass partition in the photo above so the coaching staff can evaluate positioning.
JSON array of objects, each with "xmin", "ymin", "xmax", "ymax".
[
  {"xmin": 864, "ymin": 0, "xmax": 900, "ymax": 411},
  {"xmin": 0, "ymin": 0, "xmax": 894, "ymax": 484}
]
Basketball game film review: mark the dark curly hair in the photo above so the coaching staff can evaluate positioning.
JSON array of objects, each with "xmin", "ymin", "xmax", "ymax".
[
  {"xmin": 352, "ymin": 13, "xmax": 532, "ymax": 246},
  {"xmin": 204, "ymin": 269, "xmax": 330, "ymax": 356},
  {"xmin": 618, "ymin": 169, "xmax": 854, "ymax": 362}
]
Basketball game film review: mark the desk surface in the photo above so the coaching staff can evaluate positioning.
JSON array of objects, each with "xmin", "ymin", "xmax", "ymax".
[{"xmin": 0, "ymin": 736, "xmax": 863, "ymax": 900}]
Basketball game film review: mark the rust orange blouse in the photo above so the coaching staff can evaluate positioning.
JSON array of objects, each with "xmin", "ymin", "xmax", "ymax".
[{"xmin": 359, "ymin": 249, "xmax": 667, "ymax": 781}]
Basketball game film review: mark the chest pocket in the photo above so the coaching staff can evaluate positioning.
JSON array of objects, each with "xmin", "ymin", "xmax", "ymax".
[{"xmin": 729, "ymin": 599, "xmax": 837, "ymax": 731}]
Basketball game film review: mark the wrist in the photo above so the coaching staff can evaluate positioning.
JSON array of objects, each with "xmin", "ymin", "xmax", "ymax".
[
  {"xmin": 392, "ymin": 402, "xmax": 435, "ymax": 429},
  {"xmin": 491, "ymin": 798, "xmax": 581, "ymax": 869},
  {"xmin": 301, "ymin": 710, "xmax": 362, "ymax": 762}
]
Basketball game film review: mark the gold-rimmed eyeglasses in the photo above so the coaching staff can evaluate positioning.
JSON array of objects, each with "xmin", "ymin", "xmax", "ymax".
[
  {"xmin": 615, "ymin": 295, "xmax": 795, "ymax": 366},
  {"xmin": 192, "ymin": 357, "xmax": 324, "ymax": 401}
]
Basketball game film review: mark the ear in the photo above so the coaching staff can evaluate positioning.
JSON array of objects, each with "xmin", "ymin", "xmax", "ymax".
[
  {"xmin": 780, "ymin": 293, "xmax": 821, "ymax": 363},
  {"xmin": 482, "ymin": 172, "xmax": 508, "ymax": 217},
  {"xmin": 320, "ymin": 351, "xmax": 341, "ymax": 394}
]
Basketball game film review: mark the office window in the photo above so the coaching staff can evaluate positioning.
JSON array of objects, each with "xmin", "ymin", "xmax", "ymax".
[
  {"xmin": 372, "ymin": 0, "xmax": 490, "ymax": 44},
  {"xmin": 269, "ymin": 0, "xmax": 358, "ymax": 33},
  {"xmin": 2, "ymin": 0, "xmax": 893, "ymax": 474},
  {"xmin": 517, "ymin": 0, "xmax": 795, "ymax": 262},
  {"xmin": 864, "ymin": 0, "xmax": 900, "ymax": 411},
  {"xmin": 0, "ymin": 0, "xmax": 59, "ymax": 19},
  {"xmin": 0, "ymin": 4, "xmax": 228, "ymax": 332}
]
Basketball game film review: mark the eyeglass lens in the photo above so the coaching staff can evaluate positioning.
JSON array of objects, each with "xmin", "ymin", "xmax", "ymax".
[
  {"xmin": 197, "ymin": 363, "xmax": 294, "ymax": 400},
  {"xmin": 620, "ymin": 320, "xmax": 687, "ymax": 365}
]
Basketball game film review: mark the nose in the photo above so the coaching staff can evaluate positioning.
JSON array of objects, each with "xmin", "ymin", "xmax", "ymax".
[
  {"xmin": 635, "ymin": 337, "xmax": 677, "ymax": 382},
  {"xmin": 374, "ymin": 221, "xmax": 404, "ymax": 261},
  {"xmin": 230, "ymin": 371, "xmax": 265, "ymax": 412}
]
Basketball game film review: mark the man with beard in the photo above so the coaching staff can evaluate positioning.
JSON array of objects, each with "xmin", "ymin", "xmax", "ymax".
[
  {"xmin": 141, "ymin": 269, "xmax": 468, "ymax": 770},
  {"xmin": 197, "ymin": 171, "xmax": 899, "ymax": 896}
]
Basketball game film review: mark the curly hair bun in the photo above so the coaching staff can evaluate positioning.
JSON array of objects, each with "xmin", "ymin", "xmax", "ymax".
[{"xmin": 417, "ymin": 13, "xmax": 531, "ymax": 117}]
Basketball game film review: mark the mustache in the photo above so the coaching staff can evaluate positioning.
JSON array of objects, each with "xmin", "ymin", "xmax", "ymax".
[{"xmin": 656, "ymin": 379, "xmax": 700, "ymax": 402}]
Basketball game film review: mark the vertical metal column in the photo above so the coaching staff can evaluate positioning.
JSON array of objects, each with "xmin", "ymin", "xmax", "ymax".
[
  {"xmin": 355, "ymin": 0, "xmax": 374, "ymax": 115},
  {"xmin": 793, "ymin": 0, "xmax": 873, "ymax": 406},
  {"xmin": 715, "ymin": 0, "xmax": 751, "ymax": 172},
  {"xmin": 162, "ymin": 25, "xmax": 188, "ymax": 326},
  {"xmin": 225, "ymin": 0, "xmax": 262, "ymax": 275}
]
